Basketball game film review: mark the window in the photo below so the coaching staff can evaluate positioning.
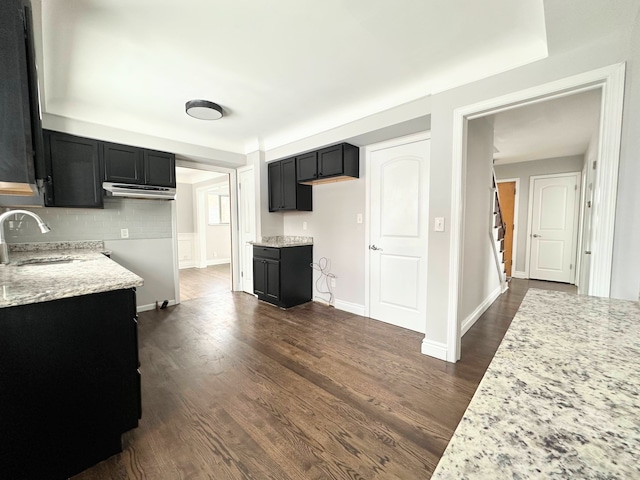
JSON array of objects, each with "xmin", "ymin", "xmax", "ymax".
[{"xmin": 208, "ymin": 191, "xmax": 230, "ymax": 225}]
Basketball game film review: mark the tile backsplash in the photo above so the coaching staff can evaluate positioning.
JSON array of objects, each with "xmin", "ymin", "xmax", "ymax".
[{"xmin": 2, "ymin": 198, "xmax": 172, "ymax": 243}]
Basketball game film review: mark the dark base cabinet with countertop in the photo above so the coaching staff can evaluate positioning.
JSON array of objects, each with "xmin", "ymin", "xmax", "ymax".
[
  {"xmin": 0, "ymin": 288, "xmax": 141, "ymax": 480},
  {"xmin": 253, "ymin": 245, "xmax": 312, "ymax": 308}
]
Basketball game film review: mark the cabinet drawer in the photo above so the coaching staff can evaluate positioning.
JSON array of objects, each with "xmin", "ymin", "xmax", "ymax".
[{"xmin": 253, "ymin": 246, "xmax": 280, "ymax": 260}]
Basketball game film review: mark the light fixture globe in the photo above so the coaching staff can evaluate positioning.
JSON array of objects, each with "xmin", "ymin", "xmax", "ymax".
[{"xmin": 185, "ymin": 99, "xmax": 223, "ymax": 120}]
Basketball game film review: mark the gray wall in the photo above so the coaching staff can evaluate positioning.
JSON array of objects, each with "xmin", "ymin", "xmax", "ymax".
[
  {"xmin": 283, "ymin": 163, "xmax": 366, "ymax": 308},
  {"xmin": 494, "ymin": 155, "xmax": 585, "ymax": 274},
  {"xmin": 425, "ymin": 25, "xmax": 640, "ymax": 348},
  {"xmin": 3, "ymin": 198, "xmax": 175, "ymax": 309},
  {"xmin": 459, "ymin": 119, "xmax": 502, "ymax": 322}
]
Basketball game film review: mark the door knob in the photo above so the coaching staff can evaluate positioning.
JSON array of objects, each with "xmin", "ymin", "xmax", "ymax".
[
  {"xmin": 532, "ymin": 234, "xmax": 542, "ymax": 238},
  {"xmin": 369, "ymin": 245, "xmax": 383, "ymax": 251}
]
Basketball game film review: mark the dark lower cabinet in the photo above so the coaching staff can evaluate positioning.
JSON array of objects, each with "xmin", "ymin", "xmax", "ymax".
[
  {"xmin": 0, "ymin": 288, "xmax": 141, "ymax": 480},
  {"xmin": 44, "ymin": 130, "xmax": 103, "ymax": 208},
  {"xmin": 253, "ymin": 245, "xmax": 312, "ymax": 308}
]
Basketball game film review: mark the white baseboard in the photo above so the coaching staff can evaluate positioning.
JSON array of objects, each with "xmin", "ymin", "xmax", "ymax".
[
  {"xmin": 206, "ymin": 258, "xmax": 231, "ymax": 266},
  {"xmin": 461, "ymin": 285, "xmax": 502, "ymax": 336},
  {"xmin": 334, "ymin": 299, "xmax": 365, "ymax": 316},
  {"xmin": 179, "ymin": 261, "xmax": 196, "ymax": 269},
  {"xmin": 421, "ymin": 337, "xmax": 448, "ymax": 361},
  {"xmin": 512, "ymin": 270, "xmax": 527, "ymax": 279},
  {"xmin": 137, "ymin": 299, "xmax": 177, "ymax": 313}
]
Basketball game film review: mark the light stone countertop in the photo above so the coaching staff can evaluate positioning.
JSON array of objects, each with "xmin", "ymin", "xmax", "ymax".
[
  {"xmin": 250, "ymin": 235, "xmax": 313, "ymax": 248},
  {"xmin": 0, "ymin": 246, "xmax": 143, "ymax": 308},
  {"xmin": 431, "ymin": 289, "xmax": 640, "ymax": 479}
]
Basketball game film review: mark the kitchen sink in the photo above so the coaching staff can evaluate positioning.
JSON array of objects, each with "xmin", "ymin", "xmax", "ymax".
[{"xmin": 16, "ymin": 257, "xmax": 83, "ymax": 266}]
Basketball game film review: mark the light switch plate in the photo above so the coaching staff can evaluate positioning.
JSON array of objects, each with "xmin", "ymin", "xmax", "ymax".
[
  {"xmin": 357, "ymin": 213, "xmax": 363, "ymax": 224},
  {"xmin": 434, "ymin": 217, "xmax": 445, "ymax": 232},
  {"xmin": 303, "ymin": 221, "xmax": 307, "ymax": 230}
]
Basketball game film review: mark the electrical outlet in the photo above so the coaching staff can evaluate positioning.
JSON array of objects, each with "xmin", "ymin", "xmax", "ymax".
[
  {"xmin": 330, "ymin": 278, "xmax": 336, "ymax": 288},
  {"xmin": 214, "ymin": 251, "xmax": 218, "ymax": 257},
  {"xmin": 120, "ymin": 228, "xmax": 129, "ymax": 239},
  {"xmin": 303, "ymin": 221, "xmax": 307, "ymax": 230},
  {"xmin": 357, "ymin": 213, "xmax": 363, "ymax": 224}
]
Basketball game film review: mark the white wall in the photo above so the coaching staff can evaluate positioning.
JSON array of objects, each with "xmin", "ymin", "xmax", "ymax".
[
  {"xmin": 3, "ymin": 198, "xmax": 176, "ymax": 309},
  {"xmin": 283, "ymin": 170, "xmax": 366, "ymax": 308},
  {"xmin": 494, "ymin": 155, "xmax": 585, "ymax": 274},
  {"xmin": 206, "ymin": 224, "xmax": 231, "ymax": 263},
  {"xmin": 459, "ymin": 119, "xmax": 502, "ymax": 327}
]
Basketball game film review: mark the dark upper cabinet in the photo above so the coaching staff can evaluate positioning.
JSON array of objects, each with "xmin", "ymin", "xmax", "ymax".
[
  {"xmin": 104, "ymin": 143, "xmax": 175, "ymax": 188},
  {"xmin": 268, "ymin": 161, "xmax": 282, "ymax": 211},
  {"xmin": 144, "ymin": 150, "xmax": 175, "ymax": 187},
  {"xmin": 0, "ymin": 0, "xmax": 44, "ymax": 193},
  {"xmin": 103, "ymin": 143, "xmax": 144, "ymax": 184},
  {"xmin": 268, "ymin": 158, "xmax": 312, "ymax": 212},
  {"xmin": 296, "ymin": 151, "xmax": 318, "ymax": 182},
  {"xmin": 296, "ymin": 143, "xmax": 359, "ymax": 183},
  {"xmin": 44, "ymin": 130, "xmax": 103, "ymax": 208}
]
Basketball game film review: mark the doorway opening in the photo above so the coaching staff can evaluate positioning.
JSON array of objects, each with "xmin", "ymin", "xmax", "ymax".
[
  {"xmin": 174, "ymin": 166, "xmax": 233, "ymax": 302},
  {"xmin": 447, "ymin": 63, "xmax": 625, "ymax": 363}
]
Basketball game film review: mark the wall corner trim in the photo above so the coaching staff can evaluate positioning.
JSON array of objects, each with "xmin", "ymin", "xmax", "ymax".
[
  {"xmin": 421, "ymin": 337, "xmax": 448, "ymax": 361},
  {"xmin": 333, "ymin": 300, "xmax": 366, "ymax": 316},
  {"xmin": 460, "ymin": 285, "xmax": 503, "ymax": 336}
]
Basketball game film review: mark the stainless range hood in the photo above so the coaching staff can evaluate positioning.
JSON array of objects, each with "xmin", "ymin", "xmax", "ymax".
[{"xmin": 103, "ymin": 182, "xmax": 176, "ymax": 200}]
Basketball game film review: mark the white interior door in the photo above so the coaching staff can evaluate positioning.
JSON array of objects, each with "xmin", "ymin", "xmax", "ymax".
[
  {"xmin": 369, "ymin": 135, "xmax": 429, "ymax": 333},
  {"xmin": 238, "ymin": 168, "xmax": 256, "ymax": 294},
  {"xmin": 528, "ymin": 173, "xmax": 580, "ymax": 283}
]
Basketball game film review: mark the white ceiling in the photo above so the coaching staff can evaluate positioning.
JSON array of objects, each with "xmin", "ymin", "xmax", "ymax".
[
  {"xmin": 36, "ymin": 0, "xmax": 639, "ymax": 157},
  {"xmin": 491, "ymin": 89, "xmax": 602, "ymax": 165}
]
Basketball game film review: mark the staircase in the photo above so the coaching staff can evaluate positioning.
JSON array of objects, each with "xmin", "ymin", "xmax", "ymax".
[{"xmin": 490, "ymin": 171, "xmax": 509, "ymax": 293}]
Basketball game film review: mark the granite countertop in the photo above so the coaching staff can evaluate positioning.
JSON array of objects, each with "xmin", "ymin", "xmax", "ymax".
[
  {"xmin": 0, "ymin": 241, "xmax": 143, "ymax": 308},
  {"xmin": 431, "ymin": 289, "xmax": 640, "ymax": 479},
  {"xmin": 250, "ymin": 235, "xmax": 313, "ymax": 248}
]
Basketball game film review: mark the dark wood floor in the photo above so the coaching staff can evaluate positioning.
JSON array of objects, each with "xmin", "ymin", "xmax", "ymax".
[
  {"xmin": 72, "ymin": 279, "xmax": 575, "ymax": 479},
  {"xmin": 179, "ymin": 264, "xmax": 231, "ymax": 301}
]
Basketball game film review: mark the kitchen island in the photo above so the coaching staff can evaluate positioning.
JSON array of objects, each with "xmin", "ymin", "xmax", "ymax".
[
  {"xmin": 432, "ymin": 289, "xmax": 640, "ymax": 479},
  {"xmin": 0, "ymin": 241, "xmax": 143, "ymax": 480}
]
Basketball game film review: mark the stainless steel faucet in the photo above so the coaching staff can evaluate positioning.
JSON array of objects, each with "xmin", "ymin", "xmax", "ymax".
[{"xmin": 0, "ymin": 209, "xmax": 51, "ymax": 264}]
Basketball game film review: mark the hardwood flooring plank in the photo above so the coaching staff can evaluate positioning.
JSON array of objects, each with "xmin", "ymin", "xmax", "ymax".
[{"xmin": 70, "ymin": 280, "xmax": 569, "ymax": 479}]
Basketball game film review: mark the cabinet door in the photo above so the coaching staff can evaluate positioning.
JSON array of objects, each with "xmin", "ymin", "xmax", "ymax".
[
  {"xmin": 296, "ymin": 151, "xmax": 318, "ymax": 182},
  {"xmin": 265, "ymin": 259, "xmax": 280, "ymax": 300},
  {"xmin": 0, "ymin": 0, "xmax": 38, "ymax": 189},
  {"xmin": 253, "ymin": 258, "xmax": 267, "ymax": 295},
  {"xmin": 103, "ymin": 142, "xmax": 144, "ymax": 183},
  {"xmin": 281, "ymin": 158, "xmax": 298, "ymax": 210},
  {"xmin": 318, "ymin": 144, "xmax": 344, "ymax": 178},
  {"xmin": 268, "ymin": 161, "xmax": 282, "ymax": 211},
  {"xmin": 144, "ymin": 150, "xmax": 175, "ymax": 187},
  {"xmin": 44, "ymin": 131, "xmax": 103, "ymax": 208}
]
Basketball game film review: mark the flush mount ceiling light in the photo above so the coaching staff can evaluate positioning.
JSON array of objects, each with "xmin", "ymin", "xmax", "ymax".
[{"xmin": 185, "ymin": 99, "xmax": 223, "ymax": 120}]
